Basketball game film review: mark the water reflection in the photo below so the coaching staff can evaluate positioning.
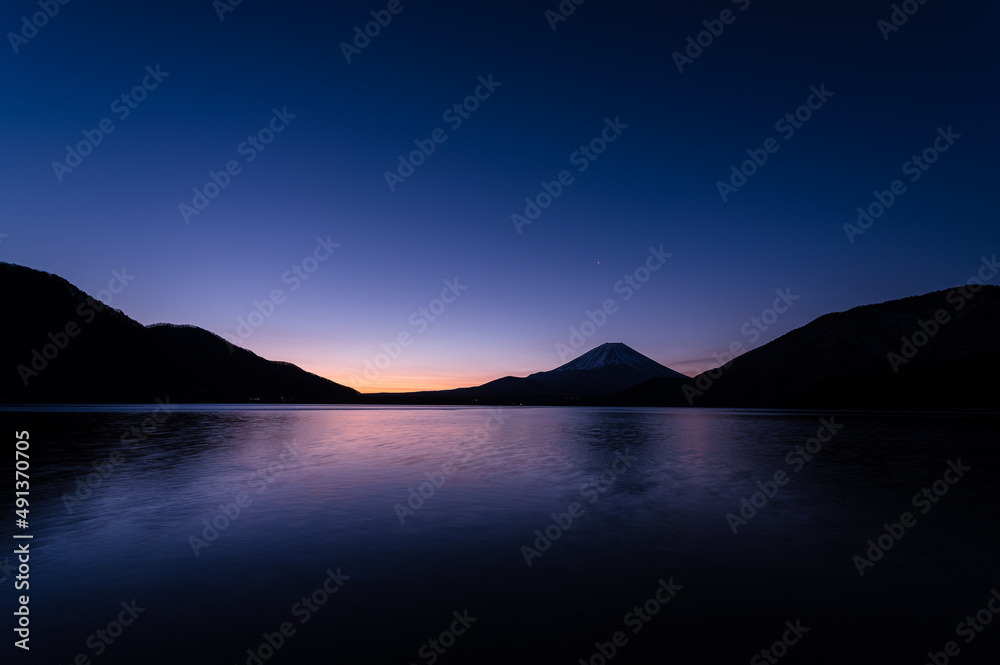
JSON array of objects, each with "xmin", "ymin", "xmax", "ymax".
[{"xmin": 1, "ymin": 406, "xmax": 998, "ymax": 663}]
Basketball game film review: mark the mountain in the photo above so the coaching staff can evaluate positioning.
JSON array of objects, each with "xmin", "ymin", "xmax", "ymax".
[
  {"xmin": 361, "ymin": 342, "xmax": 688, "ymax": 405},
  {"xmin": 7, "ymin": 261, "xmax": 998, "ymax": 409},
  {"xmin": 527, "ymin": 342, "xmax": 687, "ymax": 395},
  {"xmin": 626, "ymin": 285, "xmax": 1000, "ymax": 409},
  {"xmin": 0, "ymin": 262, "xmax": 359, "ymax": 404}
]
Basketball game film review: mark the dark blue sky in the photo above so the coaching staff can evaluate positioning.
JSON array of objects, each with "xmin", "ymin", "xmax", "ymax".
[{"xmin": 2, "ymin": 0, "xmax": 996, "ymax": 390}]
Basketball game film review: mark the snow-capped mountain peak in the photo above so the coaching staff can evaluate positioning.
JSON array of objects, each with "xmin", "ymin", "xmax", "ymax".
[{"xmin": 551, "ymin": 342, "xmax": 684, "ymax": 377}]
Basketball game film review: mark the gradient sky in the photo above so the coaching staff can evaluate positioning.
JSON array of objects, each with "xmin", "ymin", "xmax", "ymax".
[{"xmin": 2, "ymin": 0, "xmax": 997, "ymax": 392}]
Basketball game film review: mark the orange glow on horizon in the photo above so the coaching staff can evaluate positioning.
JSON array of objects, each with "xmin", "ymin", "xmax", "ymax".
[
  {"xmin": 311, "ymin": 367, "xmax": 505, "ymax": 394},
  {"xmin": 307, "ymin": 362, "xmax": 697, "ymax": 394}
]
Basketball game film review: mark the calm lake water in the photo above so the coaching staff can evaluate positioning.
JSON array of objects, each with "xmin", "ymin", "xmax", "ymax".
[{"xmin": 2, "ymin": 406, "xmax": 998, "ymax": 664}]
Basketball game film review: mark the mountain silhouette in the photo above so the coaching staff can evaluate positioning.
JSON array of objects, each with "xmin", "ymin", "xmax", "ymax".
[
  {"xmin": 0, "ymin": 262, "xmax": 359, "ymax": 404},
  {"xmin": 362, "ymin": 342, "xmax": 687, "ymax": 405},
  {"xmin": 625, "ymin": 285, "xmax": 1000, "ymax": 409},
  {"xmin": 4, "ymin": 262, "xmax": 998, "ymax": 408},
  {"xmin": 527, "ymin": 342, "xmax": 686, "ymax": 394},
  {"xmin": 364, "ymin": 286, "xmax": 1000, "ymax": 408}
]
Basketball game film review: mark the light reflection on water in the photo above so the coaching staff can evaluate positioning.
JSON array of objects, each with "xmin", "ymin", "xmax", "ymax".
[{"xmin": 2, "ymin": 406, "xmax": 998, "ymax": 663}]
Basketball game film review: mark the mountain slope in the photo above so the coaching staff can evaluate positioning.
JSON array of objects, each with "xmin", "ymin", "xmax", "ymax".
[
  {"xmin": 0, "ymin": 262, "xmax": 359, "ymax": 404},
  {"xmin": 680, "ymin": 284, "xmax": 1000, "ymax": 408}
]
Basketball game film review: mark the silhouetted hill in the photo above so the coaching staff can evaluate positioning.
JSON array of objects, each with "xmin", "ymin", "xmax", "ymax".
[
  {"xmin": 641, "ymin": 284, "xmax": 1000, "ymax": 409},
  {"xmin": 0, "ymin": 262, "xmax": 359, "ymax": 403}
]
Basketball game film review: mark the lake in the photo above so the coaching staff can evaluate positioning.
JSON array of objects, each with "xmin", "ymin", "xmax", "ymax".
[{"xmin": 2, "ymin": 406, "xmax": 998, "ymax": 664}]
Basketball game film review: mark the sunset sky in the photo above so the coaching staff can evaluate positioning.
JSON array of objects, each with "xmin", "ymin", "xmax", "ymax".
[{"xmin": 2, "ymin": 0, "xmax": 996, "ymax": 392}]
